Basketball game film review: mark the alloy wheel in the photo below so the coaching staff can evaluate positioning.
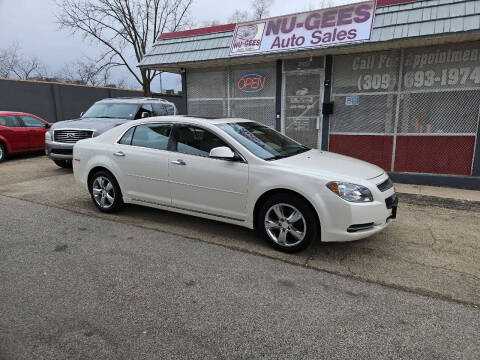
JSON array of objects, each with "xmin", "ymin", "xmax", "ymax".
[
  {"xmin": 264, "ymin": 203, "xmax": 307, "ymax": 247},
  {"xmin": 92, "ymin": 176, "xmax": 115, "ymax": 209}
]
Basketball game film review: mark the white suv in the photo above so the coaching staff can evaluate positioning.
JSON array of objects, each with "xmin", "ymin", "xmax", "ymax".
[{"xmin": 45, "ymin": 97, "xmax": 177, "ymax": 168}]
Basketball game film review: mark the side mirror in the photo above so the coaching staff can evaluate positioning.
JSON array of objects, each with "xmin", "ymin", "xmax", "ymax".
[
  {"xmin": 209, "ymin": 146, "xmax": 236, "ymax": 160},
  {"xmin": 45, "ymin": 123, "xmax": 51, "ymax": 129},
  {"xmin": 141, "ymin": 111, "xmax": 150, "ymax": 119},
  {"xmin": 80, "ymin": 112, "xmax": 85, "ymax": 117}
]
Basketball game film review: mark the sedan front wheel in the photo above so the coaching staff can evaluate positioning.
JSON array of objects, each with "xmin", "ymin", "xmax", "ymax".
[{"xmin": 258, "ymin": 193, "xmax": 319, "ymax": 253}]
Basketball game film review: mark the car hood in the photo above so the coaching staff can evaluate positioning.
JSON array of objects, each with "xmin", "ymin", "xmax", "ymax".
[
  {"xmin": 50, "ymin": 117, "xmax": 130, "ymax": 134},
  {"xmin": 274, "ymin": 149, "xmax": 385, "ymax": 180}
]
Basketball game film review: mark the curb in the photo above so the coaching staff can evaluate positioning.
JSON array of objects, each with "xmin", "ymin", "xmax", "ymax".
[{"xmin": 397, "ymin": 192, "xmax": 480, "ymax": 212}]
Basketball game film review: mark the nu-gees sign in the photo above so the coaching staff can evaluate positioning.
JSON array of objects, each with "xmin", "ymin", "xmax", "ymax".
[{"xmin": 229, "ymin": 1, "xmax": 375, "ymax": 56}]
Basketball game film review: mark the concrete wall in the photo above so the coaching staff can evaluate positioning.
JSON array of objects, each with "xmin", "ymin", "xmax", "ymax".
[{"xmin": 0, "ymin": 78, "xmax": 186, "ymax": 123}]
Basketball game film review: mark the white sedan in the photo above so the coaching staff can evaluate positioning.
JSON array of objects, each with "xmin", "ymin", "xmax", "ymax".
[{"xmin": 73, "ymin": 116, "xmax": 397, "ymax": 253}]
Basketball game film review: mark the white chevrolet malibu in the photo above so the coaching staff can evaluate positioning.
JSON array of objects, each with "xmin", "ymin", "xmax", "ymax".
[{"xmin": 73, "ymin": 116, "xmax": 397, "ymax": 252}]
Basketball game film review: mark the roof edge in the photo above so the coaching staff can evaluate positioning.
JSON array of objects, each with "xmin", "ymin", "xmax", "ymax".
[
  {"xmin": 158, "ymin": 23, "xmax": 236, "ymax": 40},
  {"xmin": 157, "ymin": 1, "xmax": 420, "ymax": 41},
  {"xmin": 376, "ymin": 0, "xmax": 418, "ymax": 7}
]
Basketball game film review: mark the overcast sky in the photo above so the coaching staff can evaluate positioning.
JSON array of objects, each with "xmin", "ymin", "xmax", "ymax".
[{"xmin": 0, "ymin": 0, "xmax": 352, "ymax": 91}]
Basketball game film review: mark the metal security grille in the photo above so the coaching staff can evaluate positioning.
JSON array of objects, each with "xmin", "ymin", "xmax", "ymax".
[
  {"xmin": 331, "ymin": 94, "xmax": 397, "ymax": 134},
  {"xmin": 230, "ymin": 99, "xmax": 276, "ymax": 128},
  {"xmin": 186, "ymin": 63, "xmax": 276, "ymax": 127},
  {"xmin": 330, "ymin": 42, "xmax": 480, "ymax": 176},
  {"xmin": 54, "ymin": 130, "xmax": 93, "ymax": 143}
]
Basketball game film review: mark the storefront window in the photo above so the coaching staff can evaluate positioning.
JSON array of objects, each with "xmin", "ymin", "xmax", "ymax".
[
  {"xmin": 330, "ymin": 42, "xmax": 480, "ymax": 176},
  {"xmin": 186, "ymin": 63, "xmax": 276, "ymax": 127},
  {"xmin": 331, "ymin": 50, "xmax": 400, "ymax": 135}
]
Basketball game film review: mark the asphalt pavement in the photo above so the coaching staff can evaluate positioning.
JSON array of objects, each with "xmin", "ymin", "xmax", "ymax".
[
  {"xmin": 1, "ymin": 195, "xmax": 479, "ymax": 359},
  {"xmin": 1, "ymin": 155, "xmax": 479, "ymax": 306}
]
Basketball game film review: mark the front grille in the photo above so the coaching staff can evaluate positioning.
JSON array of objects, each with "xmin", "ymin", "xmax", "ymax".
[
  {"xmin": 51, "ymin": 148, "xmax": 72, "ymax": 155},
  {"xmin": 54, "ymin": 130, "xmax": 93, "ymax": 143},
  {"xmin": 377, "ymin": 178, "xmax": 394, "ymax": 192}
]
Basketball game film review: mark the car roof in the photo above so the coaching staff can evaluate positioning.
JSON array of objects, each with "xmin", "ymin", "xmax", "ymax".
[
  {"xmin": 0, "ymin": 111, "xmax": 35, "ymax": 116},
  {"xmin": 129, "ymin": 116, "xmax": 255, "ymax": 126},
  {"xmin": 96, "ymin": 97, "xmax": 175, "ymax": 104}
]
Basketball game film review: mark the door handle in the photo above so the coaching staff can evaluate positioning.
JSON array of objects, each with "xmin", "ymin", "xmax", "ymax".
[
  {"xmin": 113, "ymin": 151, "xmax": 126, "ymax": 157},
  {"xmin": 170, "ymin": 159, "xmax": 186, "ymax": 166}
]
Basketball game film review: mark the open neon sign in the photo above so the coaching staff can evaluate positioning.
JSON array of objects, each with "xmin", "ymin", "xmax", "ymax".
[{"xmin": 238, "ymin": 73, "xmax": 266, "ymax": 93}]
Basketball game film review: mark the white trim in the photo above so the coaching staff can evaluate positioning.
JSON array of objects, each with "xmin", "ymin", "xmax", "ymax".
[
  {"xmin": 188, "ymin": 97, "xmax": 276, "ymax": 101},
  {"xmin": 401, "ymin": 86, "xmax": 480, "ymax": 94},
  {"xmin": 396, "ymin": 133, "xmax": 476, "ymax": 136},
  {"xmin": 330, "ymin": 132, "xmax": 394, "ymax": 136},
  {"xmin": 329, "ymin": 132, "xmax": 477, "ymax": 136},
  {"xmin": 332, "ymin": 91, "xmax": 397, "ymax": 97},
  {"xmin": 332, "ymin": 87, "xmax": 480, "ymax": 97},
  {"xmin": 391, "ymin": 48, "xmax": 404, "ymax": 172},
  {"xmin": 471, "ymin": 106, "xmax": 480, "ymax": 175},
  {"xmin": 281, "ymin": 60, "xmax": 286, "ymax": 134}
]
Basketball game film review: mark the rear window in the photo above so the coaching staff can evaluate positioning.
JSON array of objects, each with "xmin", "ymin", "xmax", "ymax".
[{"xmin": 131, "ymin": 124, "xmax": 172, "ymax": 150}]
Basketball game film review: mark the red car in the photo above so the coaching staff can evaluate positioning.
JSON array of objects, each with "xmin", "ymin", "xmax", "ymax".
[{"xmin": 0, "ymin": 111, "xmax": 51, "ymax": 162}]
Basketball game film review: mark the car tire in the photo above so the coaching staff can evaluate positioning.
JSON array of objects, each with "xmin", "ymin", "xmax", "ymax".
[
  {"xmin": 89, "ymin": 170, "xmax": 124, "ymax": 213},
  {"xmin": 53, "ymin": 160, "xmax": 72, "ymax": 169},
  {"xmin": 257, "ymin": 193, "xmax": 319, "ymax": 253},
  {"xmin": 0, "ymin": 143, "xmax": 7, "ymax": 162}
]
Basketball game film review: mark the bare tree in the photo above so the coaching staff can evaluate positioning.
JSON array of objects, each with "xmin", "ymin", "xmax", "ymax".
[
  {"xmin": 0, "ymin": 44, "xmax": 48, "ymax": 80},
  {"xmin": 228, "ymin": 9, "xmax": 250, "ymax": 23},
  {"xmin": 306, "ymin": 0, "xmax": 334, "ymax": 11},
  {"xmin": 56, "ymin": 0, "xmax": 193, "ymax": 96},
  {"xmin": 13, "ymin": 56, "xmax": 48, "ymax": 80},
  {"xmin": 228, "ymin": 0, "xmax": 274, "ymax": 24},
  {"xmin": 58, "ymin": 57, "xmax": 125, "ymax": 87},
  {"xmin": 0, "ymin": 45, "xmax": 20, "ymax": 78},
  {"xmin": 252, "ymin": 0, "xmax": 274, "ymax": 20},
  {"xmin": 200, "ymin": 19, "xmax": 222, "ymax": 27}
]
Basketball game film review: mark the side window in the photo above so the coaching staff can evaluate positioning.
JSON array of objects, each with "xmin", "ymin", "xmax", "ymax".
[
  {"xmin": 176, "ymin": 126, "xmax": 229, "ymax": 157},
  {"xmin": 153, "ymin": 104, "xmax": 167, "ymax": 116},
  {"xmin": 19, "ymin": 116, "xmax": 45, "ymax": 128},
  {"xmin": 118, "ymin": 127, "xmax": 135, "ymax": 145},
  {"xmin": 0, "ymin": 116, "xmax": 21, "ymax": 127},
  {"xmin": 131, "ymin": 124, "xmax": 172, "ymax": 150},
  {"xmin": 135, "ymin": 104, "xmax": 153, "ymax": 119}
]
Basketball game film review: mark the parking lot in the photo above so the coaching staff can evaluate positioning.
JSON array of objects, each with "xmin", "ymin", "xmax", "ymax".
[{"xmin": 1, "ymin": 154, "xmax": 479, "ymax": 307}]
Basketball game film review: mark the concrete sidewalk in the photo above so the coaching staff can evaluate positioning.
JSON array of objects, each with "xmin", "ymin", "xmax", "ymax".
[{"xmin": 396, "ymin": 183, "xmax": 480, "ymax": 203}]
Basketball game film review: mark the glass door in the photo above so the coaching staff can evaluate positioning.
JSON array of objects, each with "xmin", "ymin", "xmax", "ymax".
[{"xmin": 282, "ymin": 58, "xmax": 324, "ymax": 149}]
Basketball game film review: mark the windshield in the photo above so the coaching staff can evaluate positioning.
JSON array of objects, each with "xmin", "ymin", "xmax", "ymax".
[
  {"xmin": 82, "ymin": 103, "xmax": 139, "ymax": 120},
  {"xmin": 217, "ymin": 122, "xmax": 310, "ymax": 160}
]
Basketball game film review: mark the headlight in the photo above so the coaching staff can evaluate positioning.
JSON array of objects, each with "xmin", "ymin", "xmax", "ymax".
[
  {"xmin": 326, "ymin": 182, "xmax": 373, "ymax": 203},
  {"xmin": 45, "ymin": 131, "xmax": 52, "ymax": 141}
]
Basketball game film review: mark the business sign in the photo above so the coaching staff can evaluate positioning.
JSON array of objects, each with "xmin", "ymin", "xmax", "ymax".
[
  {"xmin": 237, "ymin": 73, "xmax": 266, "ymax": 93},
  {"xmin": 229, "ymin": 1, "xmax": 376, "ymax": 56}
]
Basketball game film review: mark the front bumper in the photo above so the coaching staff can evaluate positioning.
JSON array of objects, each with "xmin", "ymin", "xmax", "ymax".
[
  {"xmin": 318, "ymin": 189, "xmax": 398, "ymax": 243},
  {"xmin": 45, "ymin": 140, "xmax": 74, "ymax": 161}
]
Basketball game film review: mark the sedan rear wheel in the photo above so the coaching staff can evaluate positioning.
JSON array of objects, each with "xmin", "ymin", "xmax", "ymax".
[
  {"xmin": 258, "ymin": 193, "xmax": 319, "ymax": 253},
  {"xmin": 0, "ymin": 143, "xmax": 6, "ymax": 162},
  {"xmin": 89, "ymin": 171, "xmax": 123, "ymax": 213}
]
